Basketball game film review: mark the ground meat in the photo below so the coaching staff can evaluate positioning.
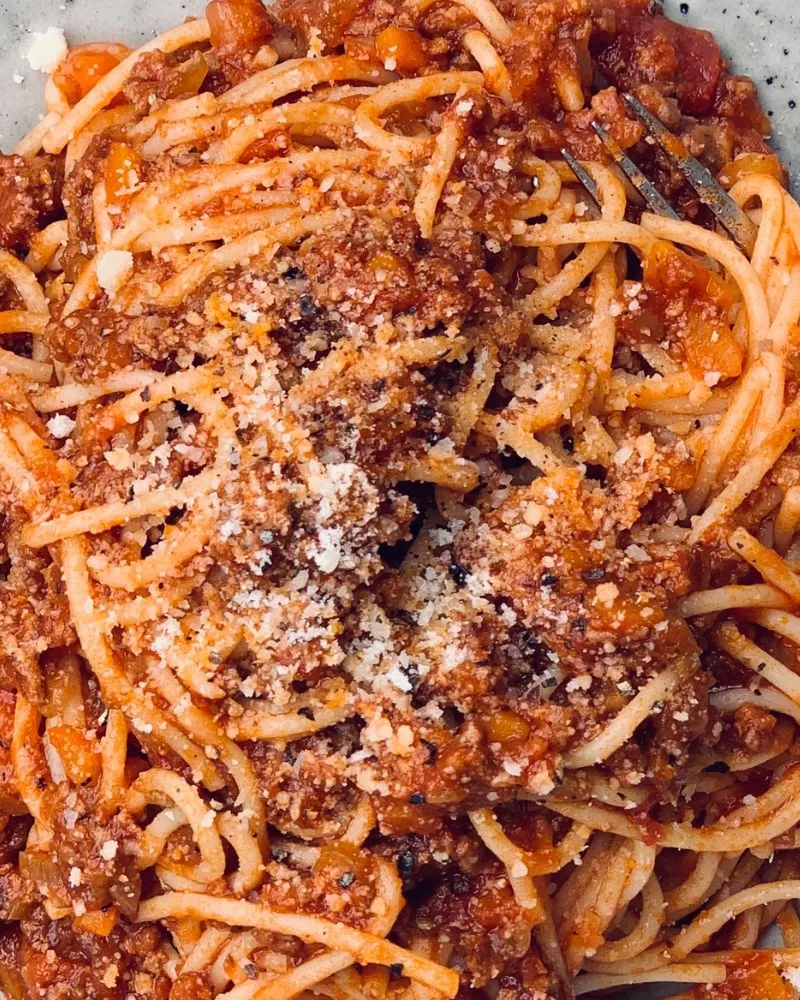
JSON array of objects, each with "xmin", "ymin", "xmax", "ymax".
[
  {"xmin": 0, "ymin": 154, "xmax": 62, "ymax": 252},
  {"xmin": 45, "ymin": 310, "xmax": 179, "ymax": 382},
  {"xmin": 299, "ymin": 214, "xmax": 500, "ymax": 333},
  {"xmin": 18, "ymin": 908, "xmax": 171, "ymax": 1000},
  {"xmin": 0, "ymin": 864, "xmax": 37, "ymax": 921},
  {"xmin": 122, "ymin": 51, "xmax": 208, "ymax": 116},
  {"xmin": 47, "ymin": 785, "xmax": 143, "ymax": 918},
  {"xmin": 249, "ymin": 726, "xmax": 362, "ymax": 838},
  {"xmin": 395, "ymin": 856, "xmax": 534, "ymax": 988},
  {"xmin": 260, "ymin": 842, "xmax": 383, "ymax": 929},
  {"xmin": 593, "ymin": 8, "xmax": 723, "ymax": 116},
  {"xmin": 61, "ymin": 136, "xmax": 113, "ymax": 269},
  {"xmin": 168, "ymin": 973, "xmax": 214, "ymax": 1000},
  {"xmin": 0, "ymin": 553, "xmax": 74, "ymax": 706},
  {"xmin": 456, "ymin": 466, "xmax": 694, "ymax": 675},
  {"xmin": 275, "ymin": 0, "xmax": 364, "ymax": 49}
]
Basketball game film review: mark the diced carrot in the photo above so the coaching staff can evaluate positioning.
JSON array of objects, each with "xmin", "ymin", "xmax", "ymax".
[
  {"xmin": 719, "ymin": 152, "xmax": 785, "ymax": 189},
  {"xmin": 685, "ymin": 314, "xmax": 744, "ymax": 379},
  {"xmin": 485, "ymin": 710, "xmax": 531, "ymax": 745},
  {"xmin": 74, "ymin": 906, "xmax": 120, "ymax": 937},
  {"xmin": 104, "ymin": 142, "xmax": 143, "ymax": 208},
  {"xmin": 375, "ymin": 27, "xmax": 429, "ymax": 73},
  {"xmin": 46, "ymin": 724, "xmax": 102, "ymax": 786},
  {"xmin": 368, "ymin": 250, "xmax": 412, "ymax": 282},
  {"xmin": 52, "ymin": 44, "xmax": 130, "ymax": 107}
]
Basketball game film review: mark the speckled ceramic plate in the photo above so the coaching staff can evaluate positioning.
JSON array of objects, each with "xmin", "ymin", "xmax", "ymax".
[
  {"xmin": 0, "ymin": 3, "xmax": 798, "ymax": 997},
  {"xmin": 0, "ymin": 0, "xmax": 798, "ymax": 170}
]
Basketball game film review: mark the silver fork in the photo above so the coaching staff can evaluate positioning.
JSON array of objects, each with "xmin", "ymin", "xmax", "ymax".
[{"xmin": 560, "ymin": 92, "xmax": 758, "ymax": 255}]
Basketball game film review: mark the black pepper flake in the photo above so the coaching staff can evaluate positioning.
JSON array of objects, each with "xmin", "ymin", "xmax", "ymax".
[
  {"xmin": 679, "ymin": 2, "xmax": 689, "ymax": 11},
  {"xmin": 441, "ymin": 706, "xmax": 463, "ymax": 730},
  {"xmin": 790, "ymin": 100, "xmax": 797, "ymax": 110},
  {"xmin": 582, "ymin": 566, "xmax": 606, "ymax": 582},
  {"xmin": 401, "ymin": 660, "xmax": 422, "ymax": 690},
  {"xmin": 389, "ymin": 963, "xmax": 405, "ymax": 980},
  {"xmin": 449, "ymin": 561, "xmax": 468, "ymax": 587},
  {"xmin": 336, "ymin": 871, "xmax": 356, "ymax": 888},
  {"xmin": 540, "ymin": 573, "xmax": 559, "ymax": 588},
  {"xmin": 297, "ymin": 706, "xmax": 315, "ymax": 720},
  {"xmin": 271, "ymin": 847, "xmax": 290, "ymax": 863},
  {"xmin": 298, "ymin": 293, "xmax": 317, "ymax": 317},
  {"xmin": 284, "ymin": 265, "xmax": 302, "ymax": 279},
  {"xmin": 396, "ymin": 849, "xmax": 415, "ymax": 877},
  {"xmin": 408, "ymin": 792, "xmax": 425, "ymax": 805},
  {"xmin": 421, "ymin": 739, "xmax": 438, "ymax": 764},
  {"xmin": 140, "ymin": 386, "xmax": 151, "ymax": 402},
  {"xmin": 244, "ymin": 963, "xmax": 259, "ymax": 979},
  {"xmin": 450, "ymin": 872, "xmax": 471, "ymax": 895}
]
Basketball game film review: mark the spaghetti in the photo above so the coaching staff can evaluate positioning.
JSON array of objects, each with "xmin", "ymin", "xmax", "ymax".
[{"xmin": 1, "ymin": 1, "xmax": 800, "ymax": 998}]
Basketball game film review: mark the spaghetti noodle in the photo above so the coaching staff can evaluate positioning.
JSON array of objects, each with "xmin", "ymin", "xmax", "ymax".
[{"xmin": 1, "ymin": 1, "xmax": 800, "ymax": 998}]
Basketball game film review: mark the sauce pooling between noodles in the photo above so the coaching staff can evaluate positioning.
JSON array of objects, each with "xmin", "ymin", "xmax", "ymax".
[{"xmin": 1, "ymin": 1, "xmax": 800, "ymax": 998}]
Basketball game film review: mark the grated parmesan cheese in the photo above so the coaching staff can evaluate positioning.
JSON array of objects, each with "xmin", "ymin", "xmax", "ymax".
[
  {"xmin": 100, "ymin": 840, "xmax": 118, "ymax": 861},
  {"xmin": 24, "ymin": 27, "xmax": 68, "ymax": 73},
  {"xmin": 46, "ymin": 413, "xmax": 76, "ymax": 439},
  {"xmin": 96, "ymin": 250, "xmax": 134, "ymax": 295}
]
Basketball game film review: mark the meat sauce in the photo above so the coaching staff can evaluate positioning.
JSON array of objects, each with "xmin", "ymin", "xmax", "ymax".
[{"xmin": 0, "ymin": 1, "xmax": 789, "ymax": 998}]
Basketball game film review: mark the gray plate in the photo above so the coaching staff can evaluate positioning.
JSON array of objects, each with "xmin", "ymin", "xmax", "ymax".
[{"xmin": 0, "ymin": 0, "xmax": 799, "ymax": 171}]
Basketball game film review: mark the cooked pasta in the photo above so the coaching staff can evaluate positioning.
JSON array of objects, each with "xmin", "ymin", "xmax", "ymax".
[{"xmin": 1, "ymin": 1, "xmax": 800, "ymax": 999}]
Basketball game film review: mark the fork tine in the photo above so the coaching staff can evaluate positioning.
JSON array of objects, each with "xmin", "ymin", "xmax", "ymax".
[
  {"xmin": 622, "ymin": 93, "xmax": 758, "ymax": 255},
  {"xmin": 590, "ymin": 120, "xmax": 681, "ymax": 220},
  {"xmin": 560, "ymin": 148, "xmax": 601, "ymax": 210}
]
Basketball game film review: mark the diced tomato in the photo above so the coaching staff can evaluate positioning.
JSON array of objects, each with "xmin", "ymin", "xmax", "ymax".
[
  {"xmin": 52, "ymin": 44, "xmax": 130, "ymax": 107},
  {"xmin": 375, "ymin": 27, "xmax": 429, "ymax": 73},
  {"xmin": 46, "ymin": 725, "xmax": 102, "ymax": 786},
  {"xmin": 207, "ymin": 0, "xmax": 273, "ymax": 52},
  {"xmin": 644, "ymin": 241, "xmax": 737, "ymax": 311},
  {"xmin": 595, "ymin": 12, "xmax": 723, "ymax": 116}
]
